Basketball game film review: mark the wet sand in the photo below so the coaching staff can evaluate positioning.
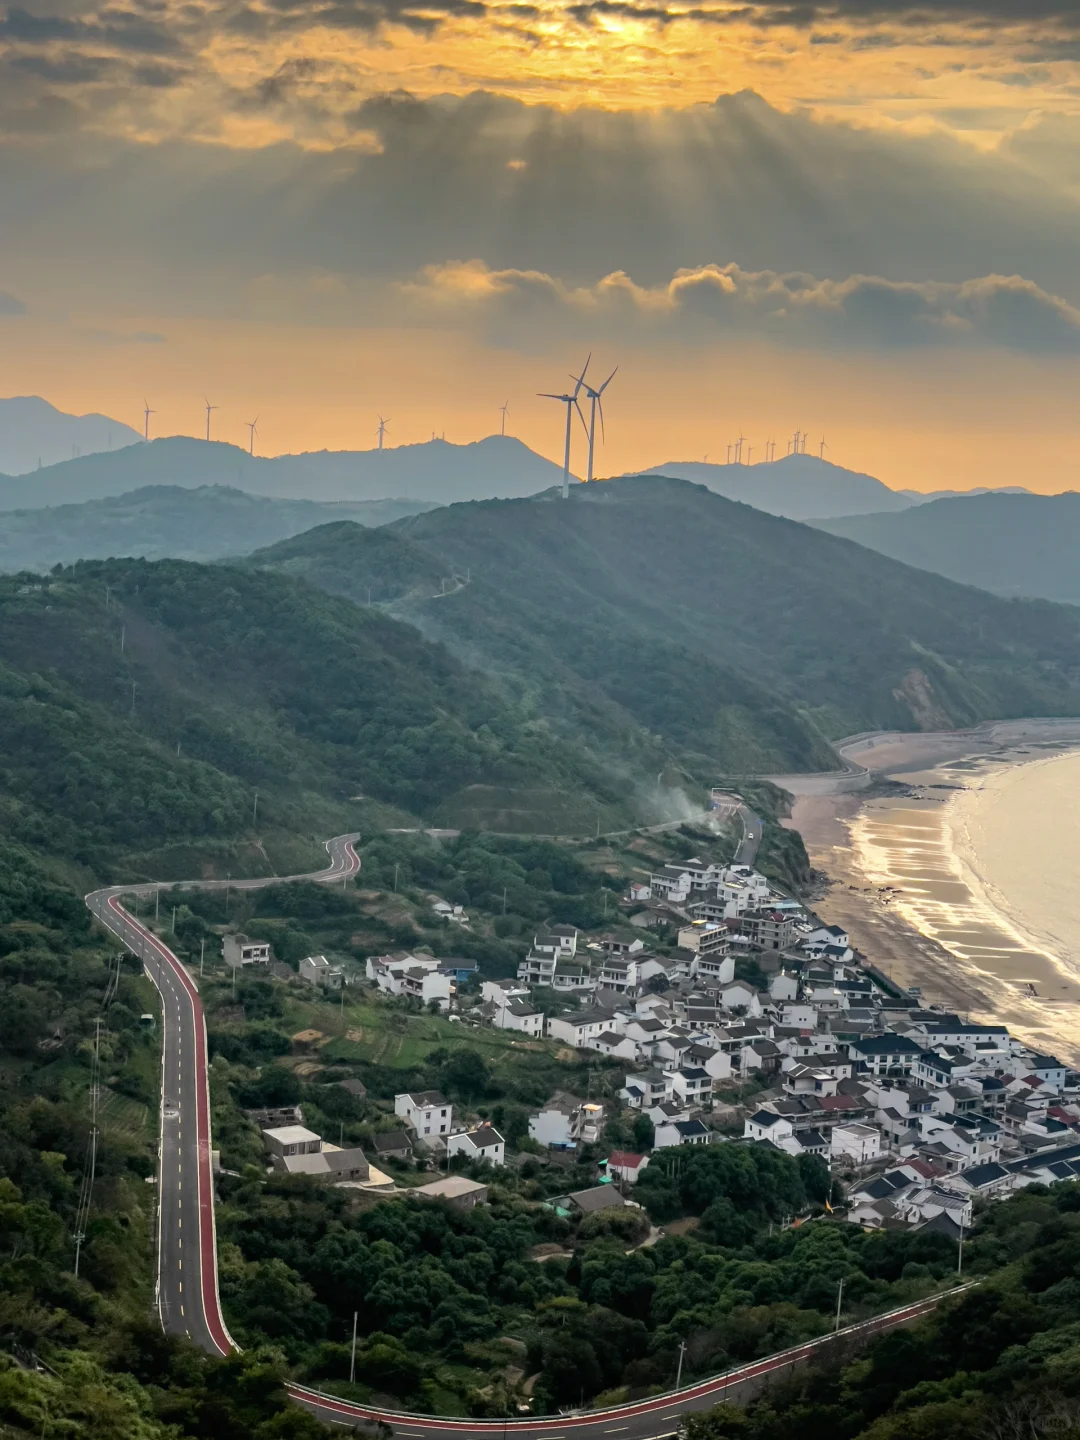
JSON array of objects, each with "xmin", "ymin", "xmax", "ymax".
[{"xmin": 789, "ymin": 730, "xmax": 1080, "ymax": 1063}]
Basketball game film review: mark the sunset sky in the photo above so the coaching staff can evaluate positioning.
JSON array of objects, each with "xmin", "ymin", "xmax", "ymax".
[{"xmin": 4, "ymin": 0, "xmax": 1080, "ymax": 490}]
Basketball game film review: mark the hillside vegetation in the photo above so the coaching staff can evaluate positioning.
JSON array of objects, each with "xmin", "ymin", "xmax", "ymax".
[
  {"xmin": 250, "ymin": 476, "xmax": 1080, "ymax": 770},
  {"xmin": 0, "ymin": 485, "xmax": 437, "ymax": 572},
  {"xmin": 0, "ymin": 560, "xmax": 640, "ymax": 876},
  {"xmin": 816, "ymin": 491, "xmax": 1080, "ymax": 605}
]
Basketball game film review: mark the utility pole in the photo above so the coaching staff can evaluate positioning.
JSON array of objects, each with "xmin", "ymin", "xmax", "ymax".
[
  {"xmin": 130, "ymin": 680, "xmax": 137, "ymax": 713},
  {"xmin": 350, "ymin": 1311, "xmax": 359, "ymax": 1384},
  {"xmin": 199, "ymin": 937, "xmax": 205, "ymax": 978},
  {"xmin": 958, "ymin": 1215, "xmax": 965, "ymax": 1274},
  {"xmin": 155, "ymin": 888, "xmax": 159, "ymax": 923},
  {"xmin": 502, "ymin": 887, "xmax": 508, "ymax": 915},
  {"xmin": 675, "ymin": 1340, "xmax": 687, "ymax": 1391},
  {"xmin": 225, "ymin": 873, "xmax": 231, "ymax": 913},
  {"xmin": 393, "ymin": 863, "xmax": 399, "ymax": 894},
  {"xmin": 171, "ymin": 906, "xmax": 176, "ymax": 934},
  {"xmin": 120, "ymin": 625, "xmax": 125, "ymax": 654},
  {"xmin": 253, "ymin": 790, "xmax": 258, "ymax": 825},
  {"xmin": 835, "ymin": 1276, "xmax": 844, "ymax": 1332}
]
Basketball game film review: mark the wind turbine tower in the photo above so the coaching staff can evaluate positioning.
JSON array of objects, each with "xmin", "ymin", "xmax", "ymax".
[
  {"xmin": 142, "ymin": 400, "xmax": 155, "ymax": 443},
  {"xmin": 499, "ymin": 401, "xmax": 510, "ymax": 437},
  {"xmin": 376, "ymin": 416, "xmax": 390, "ymax": 451},
  {"xmin": 819, "ymin": 436, "xmax": 828, "ymax": 460},
  {"xmin": 581, "ymin": 365, "xmax": 617, "ymax": 484},
  {"xmin": 539, "ymin": 355, "xmax": 590, "ymax": 499},
  {"xmin": 246, "ymin": 416, "xmax": 259, "ymax": 456},
  {"xmin": 204, "ymin": 399, "xmax": 218, "ymax": 442}
]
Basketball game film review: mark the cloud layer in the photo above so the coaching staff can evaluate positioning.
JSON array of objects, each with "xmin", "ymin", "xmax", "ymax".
[{"xmin": 403, "ymin": 258, "xmax": 1080, "ymax": 353}]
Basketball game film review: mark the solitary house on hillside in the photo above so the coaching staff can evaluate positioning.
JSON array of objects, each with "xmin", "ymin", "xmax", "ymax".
[{"xmin": 223, "ymin": 934, "xmax": 271, "ymax": 970}]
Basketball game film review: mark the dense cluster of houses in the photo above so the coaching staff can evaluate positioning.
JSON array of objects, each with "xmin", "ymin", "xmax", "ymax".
[{"xmin": 230, "ymin": 851, "xmax": 1080, "ymax": 1233}]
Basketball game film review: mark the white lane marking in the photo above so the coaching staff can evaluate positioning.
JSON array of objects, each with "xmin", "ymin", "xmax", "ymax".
[{"xmin": 605, "ymin": 1429, "xmax": 629, "ymax": 1433}]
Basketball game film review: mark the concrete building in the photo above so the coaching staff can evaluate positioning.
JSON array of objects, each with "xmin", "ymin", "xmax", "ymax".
[
  {"xmin": 830, "ymin": 1122, "xmax": 881, "ymax": 1166},
  {"xmin": 529, "ymin": 1094, "xmax": 604, "ymax": 1149},
  {"xmin": 300, "ymin": 954, "xmax": 344, "ymax": 989},
  {"xmin": 414, "ymin": 1175, "xmax": 489, "ymax": 1208},
  {"xmin": 446, "ymin": 1123, "xmax": 506, "ymax": 1166},
  {"xmin": 223, "ymin": 934, "xmax": 271, "ymax": 970},
  {"xmin": 606, "ymin": 1151, "xmax": 650, "ymax": 1184},
  {"xmin": 262, "ymin": 1124, "xmax": 322, "ymax": 1159},
  {"xmin": 395, "ymin": 1090, "xmax": 453, "ymax": 1139}
]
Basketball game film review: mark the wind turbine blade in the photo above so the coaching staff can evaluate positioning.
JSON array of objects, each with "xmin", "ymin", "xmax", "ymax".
[
  {"xmin": 538, "ymin": 392, "xmax": 567, "ymax": 401},
  {"xmin": 599, "ymin": 366, "xmax": 618, "ymax": 393},
  {"xmin": 574, "ymin": 397, "xmax": 589, "ymax": 440},
  {"xmin": 572, "ymin": 353, "xmax": 592, "ymax": 397},
  {"xmin": 597, "ymin": 397, "xmax": 606, "ymax": 443}
]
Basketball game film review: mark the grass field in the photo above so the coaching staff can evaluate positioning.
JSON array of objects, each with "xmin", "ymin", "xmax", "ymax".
[{"xmin": 282, "ymin": 991, "xmax": 553, "ymax": 1069}]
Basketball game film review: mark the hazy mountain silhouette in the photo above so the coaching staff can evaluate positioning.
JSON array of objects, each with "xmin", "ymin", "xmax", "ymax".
[
  {"xmin": 0, "ymin": 433, "xmax": 567, "ymax": 509},
  {"xmin": 0, "ymin": 396, "xmax": 142, "ymax": 475}
]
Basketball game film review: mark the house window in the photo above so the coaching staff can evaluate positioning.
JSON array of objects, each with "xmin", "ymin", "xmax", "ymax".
[{"xmin": 424, "ymin": 1127, "xmax": 431, "ymax": 1135}]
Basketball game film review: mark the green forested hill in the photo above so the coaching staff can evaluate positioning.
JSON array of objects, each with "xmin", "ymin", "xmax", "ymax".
[
  {"xmin": 250, "ymin": 476, "xmax": 1080, "ymax": 767},
  {"xmin": 0, "ymin": 560, "xmax": 643, "ymax": 876}
]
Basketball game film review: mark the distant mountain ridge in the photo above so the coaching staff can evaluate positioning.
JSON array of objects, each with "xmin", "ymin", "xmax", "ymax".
[
  {"xmin": 0, "ymin": 396, "xmax": 142, "ymax": 475},
  {"xmin": 0, "ymin": 433, "xmax": 568, "ymax": 510},
  {"xmin": 0, "ymin": 484, "xmax": 438, "ymax": 572},
  {"xmin": 815, "ymin": 492, "xmax": 1080, "ymax": 604}
]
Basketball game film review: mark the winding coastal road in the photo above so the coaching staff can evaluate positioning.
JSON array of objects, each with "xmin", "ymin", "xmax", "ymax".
[
  {"xmin": 87, "ymin": 832, "xmax": 968, "ymax": 1437},
  {"xmin": 85, "ymin": 834, "xmax": 361, "ymax": 1356}
]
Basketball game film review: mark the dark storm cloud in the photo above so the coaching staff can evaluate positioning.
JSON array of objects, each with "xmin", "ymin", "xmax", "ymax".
[{"xmin": 0, "ymin": 4, "xmax": 186, "ymax": 53}]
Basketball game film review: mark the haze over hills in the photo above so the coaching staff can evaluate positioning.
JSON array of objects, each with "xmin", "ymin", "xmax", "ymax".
[
  {"xmin": 0, "ymin": 433, "xmax": 568, "ymax": 510},
  {"xmin": 628, "ymin": 455, "xmax": 1036, "ymax": 521},
  {"xmin": 0, "ymin": 396, "xmax": 143, "ymax": 474},
  {"xmin": 248, "ymin": 476, "xmax": 1080, "ymax": 779},
  {"xmin": 815, "ymin": 492, "xmax": 1080, "ymax": 605},
  {"xmin": 0, "ymin": 485, "xmax": 437, "ymax": 572},
  {"xmin": 0, "ymin": 557, "xmax": 656, "ymax": 869}
]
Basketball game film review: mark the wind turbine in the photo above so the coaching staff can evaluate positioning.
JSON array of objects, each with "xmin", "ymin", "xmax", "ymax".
[
  {"xmin": 204, "ymin": 398, "xmax": 218, "ymax": 442},
  {"xmin": 819, "ymin": 436, "xmax": 828, "ymax": 460},
  {"xmin": 142, "ymin": 400, "xmax": 155, "ymax": 443},
  {"xmin": 246, "ymin": 416, "xmax": 259, "ymax": 456},
  {"xmin": 376, "ymin": 416, "xmax": 390, "ymax": 451},
  {"xmin": 539, "ymin": 355, "xmax": 590, "ymax": 499},
  {"xmin": 581, "ymin": 365, "xmax": 617, "ymax": 484},
  {"xmin": 499, "ymin": 401, "xmax": 510, "ymax": 437}
]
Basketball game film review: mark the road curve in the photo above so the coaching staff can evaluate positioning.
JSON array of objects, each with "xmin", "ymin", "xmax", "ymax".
[
  {"xmin": 85, "ymin": 833, "xmax": 361, "ymax": 1357},
  {"xmin": 290, "ymin": 1283, "xmax": 975, "ymax": 1439},
  {"xmin": 87, "ymin": 833, "xmax": 969, "ymax": 1437}
]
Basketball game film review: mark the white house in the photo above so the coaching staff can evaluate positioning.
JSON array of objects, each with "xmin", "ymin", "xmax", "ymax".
[
  {"xmin": 548, "ymin": 1010, "xmax": 614, "ymax": 1049},
  {"xmin": 587, "ymin": 1030, "xmax": 639, "ymax": 1062},
  {"xmin": 607, "ymin": 1151, "xmax": 650, "ymax": 1184},
  {"xmin": 666, "ymin": 1066, "xmax": 713, "ymax": 1107},
  {"xmin": 300, "ymin": 954, "xmax": 344, "ymax": 990},
  {"xmin": 446, "ymin": 1123, "xmax": 506, "ymax": 1167},
  {"xmin": 395, "ymin": 1090, "xmax": 453, "ymax": 1140},
  {"xmin": 529, "ymin": 1095, "xmax": 604, "ymax": 1149},
  {"xmin": 493, "ymin": 996, "xmax": 545, "ymax": 1038},
  {"xmin": 481, "ymin": 978, "xmax": 530, "ymax": 1008},
  {"xmin": 693, "ymin": 952, "xmax": 736, "ymax": 986},
  {"xmin": 830, "ymin": 1122, "xmax": 881, "ymax": 1165},
  {"xmin": 400, "ymin": 966, "xmax": 453, "ymax": 1013},
  {"xmin": 654, "ymin": 1118, "xmax": 712, "ymax": 1149}
]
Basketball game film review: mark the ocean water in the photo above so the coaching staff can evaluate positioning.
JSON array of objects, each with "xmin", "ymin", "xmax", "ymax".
[{"xmin": 847, "ymin": 748, "xmax": 1080, "ymax": 1061}]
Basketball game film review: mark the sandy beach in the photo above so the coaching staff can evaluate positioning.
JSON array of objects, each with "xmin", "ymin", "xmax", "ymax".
[{"xmin": 786, "ymin": 722, "xmax": 1080, "ymax": 1063}]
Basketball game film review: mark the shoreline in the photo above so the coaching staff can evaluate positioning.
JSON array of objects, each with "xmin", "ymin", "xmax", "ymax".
[{"xmin": 785, "ymin": 727, "xmax": 1080, "ymax": 1062}]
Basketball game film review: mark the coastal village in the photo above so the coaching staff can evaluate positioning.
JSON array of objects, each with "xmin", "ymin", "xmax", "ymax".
[{"xmin": 223, "ymin": 841, "xmax": 1080, "ymax": 1238}]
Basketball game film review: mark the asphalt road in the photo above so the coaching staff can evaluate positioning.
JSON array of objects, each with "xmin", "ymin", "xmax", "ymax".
[
  {"xmin": 87, "ymin": 830, "xmax": 966, "ymax": 1438},
  {"xmin": 289, "ymin": 1285, "xmax": 974, "ymax": 1438},
  {"xmin": 85, "ymin": 833, "xmax": 361, "ymax": 1356}
]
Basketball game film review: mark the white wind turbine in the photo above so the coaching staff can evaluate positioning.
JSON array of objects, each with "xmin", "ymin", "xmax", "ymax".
[
  {"xmin": 580, "ymin": 365, "xmax": 617, "ymax": 483},
  {"xmin": 246, "ymin": 416, "xmax": 259, "ymax": 456},
  {"xmin": 539, "ymin": 355, "xmax": 590, "ymax": 499}
]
